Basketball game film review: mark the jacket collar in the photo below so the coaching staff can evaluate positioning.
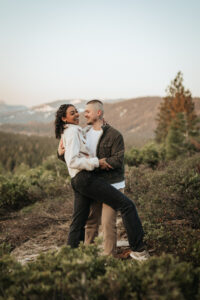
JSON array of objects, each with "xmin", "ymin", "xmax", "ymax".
[
  {"xmin": 101, "ymin": 123, "xmax": 110, "ymax": 132},
  {"xmin": 63, "ymin": 124, "xmax": 82, "ymax": 130}
]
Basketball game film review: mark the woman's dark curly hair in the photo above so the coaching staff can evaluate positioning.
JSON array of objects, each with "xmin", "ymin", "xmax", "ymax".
[{"xmin": 55, "ymin": 104, "xmax": 74, "ymax": 139}]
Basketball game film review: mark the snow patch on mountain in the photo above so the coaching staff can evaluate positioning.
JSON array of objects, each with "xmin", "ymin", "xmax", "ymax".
[
  {"xmin": 70, "ymin": 99, "xmax": 82, "ymax": 105},
  {"xmin": 27, "ymin": 110, "xmax": 35, "ymax": 115},
  {"xmin": 44, "ymin": 112, "xmax": 53, "ymax": 118},
  {"xmin": 34, "ymin": 105, "xmax": 55, "ymax": 113},
  {"xmin": 120, "ymin": 109, "xmax": 127, "ymax": 118}
]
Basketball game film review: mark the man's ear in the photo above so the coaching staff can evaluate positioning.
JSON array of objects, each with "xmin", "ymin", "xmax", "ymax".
[{"xmin": 97, "ymin": 109, "xmax": 102, "ymax": 117}]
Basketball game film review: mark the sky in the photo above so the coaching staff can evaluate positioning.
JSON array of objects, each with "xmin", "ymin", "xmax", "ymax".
[{"xmin": 0, "ymin": 0, "xmax": 200, "ymax": 107}]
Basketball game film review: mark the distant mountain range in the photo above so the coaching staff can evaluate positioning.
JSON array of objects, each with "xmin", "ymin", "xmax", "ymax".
[
  {"xmin": 0, "ymin": 99, "xmax": 87, "ymax": 124},
  {"xmin": 1, "ymin": 97, "xmax": 200, "ymax": 147},
  {"xmin": 0, "ymin": 100, "xmax": 27, "ymax": 113},
  {"xmin": 0, "ymin": 98, "xmax": 124, "ymax": 124}
]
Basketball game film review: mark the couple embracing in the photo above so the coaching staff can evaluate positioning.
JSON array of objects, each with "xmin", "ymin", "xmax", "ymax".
[{"xmin": 55, "ymin": 100, "xmax": 150, "ymax": 261}]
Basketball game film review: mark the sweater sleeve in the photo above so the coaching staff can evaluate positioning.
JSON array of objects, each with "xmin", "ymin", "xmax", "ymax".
[{"xmin": 63, "ymin": 127, "xmax": 99, "ymax": 171}]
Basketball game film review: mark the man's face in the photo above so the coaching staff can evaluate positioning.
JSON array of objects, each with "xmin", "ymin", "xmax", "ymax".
[{"xmin": 84, "ymin": 104, "xmax": 100, "ymax": 125}]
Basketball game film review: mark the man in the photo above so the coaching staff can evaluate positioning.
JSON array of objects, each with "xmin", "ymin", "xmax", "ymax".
[
  {"xmin": 83, "ymin": 99, "xmax": 125, "ymax": 256},
  {"xmin": 58, "ymin": 99, "xmax": 125, "ymax": 256}
]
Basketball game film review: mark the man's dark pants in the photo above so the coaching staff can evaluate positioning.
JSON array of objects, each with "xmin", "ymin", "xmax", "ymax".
[{"xmin": 67, "ymin": 170, "xmax": 145, "ymax": 252}]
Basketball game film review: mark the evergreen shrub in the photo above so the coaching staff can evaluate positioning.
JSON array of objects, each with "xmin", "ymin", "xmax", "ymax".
[
  {"xmin": 126, "ymin": 153, "xmax": 200, "ymax": 262},
  {"xmin": 0, "ymin": 244, "xmax": 200, "ymax": 300},
  {"xmin": 0, "ymin": 155, "xmax": 69, "ymax": 211},
  {"xmin": 0, "ymin": 175, "xmax": 32, "ymax": 210}
]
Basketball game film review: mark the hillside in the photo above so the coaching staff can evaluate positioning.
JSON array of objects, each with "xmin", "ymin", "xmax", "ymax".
[
  {"xmin": 0, "ymin": 98, "xmax": 121, "ymax": 124},
  {"xmin": 1, "ymin": 97, "xmax": 200, "ymax": 147},
  {"xmin": 103, "ymin": 97, "xmax": 162, "ymax": 146}
]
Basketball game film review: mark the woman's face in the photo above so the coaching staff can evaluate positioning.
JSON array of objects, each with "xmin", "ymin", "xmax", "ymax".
[{"xmin": 62, "ymin": 106, "xmax": 79, "ymax": 125}]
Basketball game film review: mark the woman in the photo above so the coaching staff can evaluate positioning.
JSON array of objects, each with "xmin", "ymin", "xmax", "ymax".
[{"xmin": 55, "ymin": 104, "xmax": 149, "ymax": 261}]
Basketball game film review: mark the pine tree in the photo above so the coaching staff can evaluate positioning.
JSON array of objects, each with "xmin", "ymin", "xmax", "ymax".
[
  {"xmin": 165, "ymin": 113, "xmax": 187, "ymax": 160},
  {"xmin": 155, "ymin": 71, "xmax": 198, "ymax": 143}
]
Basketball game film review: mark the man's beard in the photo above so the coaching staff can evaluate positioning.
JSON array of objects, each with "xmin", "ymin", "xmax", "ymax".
[{"xmin": 86, "ymin": 117, "xmax": 98, "ymax": 125}]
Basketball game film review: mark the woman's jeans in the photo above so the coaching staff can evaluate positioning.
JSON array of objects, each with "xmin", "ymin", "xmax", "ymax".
[{"xmin": 68, "ymin": 170, "xmax": 145, "ymax": 252}]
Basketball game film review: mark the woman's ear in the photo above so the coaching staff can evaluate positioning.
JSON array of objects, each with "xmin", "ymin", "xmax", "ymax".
[{"xmin": 62, "ymin": 116, "xmax": 67, "ymax": 123}]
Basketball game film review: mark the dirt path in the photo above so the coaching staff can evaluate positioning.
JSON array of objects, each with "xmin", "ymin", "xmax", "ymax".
[
  {"xmin": 10, "ymin": 219, "xmax": 129, "ymax": 264},
  {"xmin": 0, "ymin": 190, "xmax": 129, "ymax": 264}
]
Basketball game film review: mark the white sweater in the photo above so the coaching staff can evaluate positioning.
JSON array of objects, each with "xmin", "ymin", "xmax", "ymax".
[{"xmin": 62, "ymin": 124, "xmax": 99, "ymax": 178}]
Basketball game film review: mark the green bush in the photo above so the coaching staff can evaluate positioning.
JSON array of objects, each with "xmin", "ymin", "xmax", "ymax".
[
  {"xmin": 42, "ymin": 155, "xmax": 69, "ymax": 178},
  {"xmin": 0, "ymin": 175, "xmax": 32, "ymax": 210},
  {"xmin": 0, "ymin": 155, "xmax": 70, "ymax": 211},
  {"xmin": 0, "ymin": 244, "xmax": 199, "ymax": 300},
  {"xmin": 125, "ymin": 142, "xmax": 162, "ymax": 168},
  {"xmin": 140, "ymin": 143, "xmax": 160, "ymax": 168},
  {"xmin": 127, "ymin": 154, "xmax": 200, "ymax": 225},
  {"xmin": 126, "ymin": 153, "xmax": 200, "ymax": 262},
  {"xmin": 0, "ymin": 243, "xmax": 12, "ymax": 257},
  {"xmin": 125, "ymin": 148, "xmax": 142, "ymax": 166}
]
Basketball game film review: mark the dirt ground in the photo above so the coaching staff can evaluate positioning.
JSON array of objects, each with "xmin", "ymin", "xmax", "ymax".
[{"xmin": 0, "ymin": 186, "xmax": 129, "ymax": 264}]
